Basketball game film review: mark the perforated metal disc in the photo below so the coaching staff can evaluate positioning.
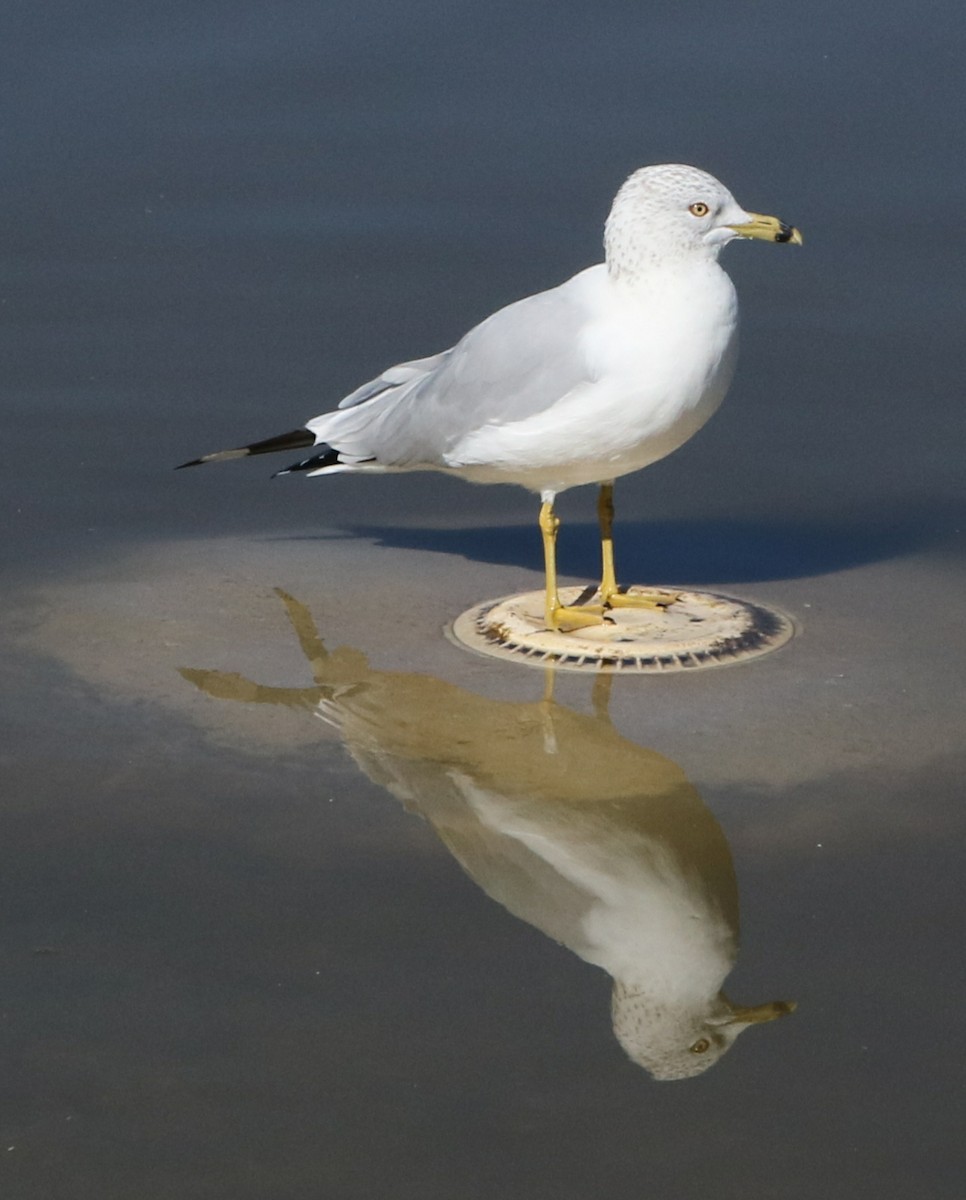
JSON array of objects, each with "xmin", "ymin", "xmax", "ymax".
[{"xmin": 450, "ymin": 586, "xmax": 795, "ymax": 673}]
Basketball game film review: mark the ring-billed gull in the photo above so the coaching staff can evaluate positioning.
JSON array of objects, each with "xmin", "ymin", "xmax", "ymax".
[{"xmin": 180, "ymin": 164, "xmax": 801, "ymax": 631}]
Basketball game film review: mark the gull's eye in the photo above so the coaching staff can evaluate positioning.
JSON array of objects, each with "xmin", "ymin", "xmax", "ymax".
[
  {"xmin": 688, "ymin": 202, "xmax": 710, "ymax": 218},
  {"xmin": 689, "ymin": 1038, "xmax": 711, "ymax": 1054}
]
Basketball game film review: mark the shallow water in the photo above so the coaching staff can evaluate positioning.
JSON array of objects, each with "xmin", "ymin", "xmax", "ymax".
[{"xmin": 2, "ymin": 3, "xmax": 965, "ymax": 1197}]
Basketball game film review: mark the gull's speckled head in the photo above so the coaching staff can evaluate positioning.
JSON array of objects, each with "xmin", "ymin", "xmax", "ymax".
[
  {"xmin": 605, "ymin": 163, "xmax": 801, "ymax": 277},
  {"xmin": 612, "ymin": 983, "xmax": 797, "ymax": 1081}
]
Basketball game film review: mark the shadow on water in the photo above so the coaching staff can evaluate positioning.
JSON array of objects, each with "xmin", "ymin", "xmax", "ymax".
[
  {"xmin": 180, "ymin": 590, "xmax": 794, "ymax": 1081},
  {"xmin": 339, "ymin": 495, "xmax": 965, "ymax": 584},
  {"xmin": 271, "ymin": 493, "xmax": 964, "ymax": 584}
]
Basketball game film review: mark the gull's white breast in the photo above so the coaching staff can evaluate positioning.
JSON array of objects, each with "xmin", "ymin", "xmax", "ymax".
[{"xmin": 447, "ymin": 262, "xmax": 739, "ymax": 494}]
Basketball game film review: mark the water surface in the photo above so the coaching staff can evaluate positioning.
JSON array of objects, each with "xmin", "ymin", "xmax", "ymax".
[{"xmin": 2, "ymin": 3, "xmax": 964, "ymax": 1197}]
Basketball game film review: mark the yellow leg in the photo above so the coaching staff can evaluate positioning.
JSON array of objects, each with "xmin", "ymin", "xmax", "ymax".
[
  {"xmin": 598, "ymin": 482, "xmax": 619, "ymax": 599},
  {"xmin": 539, "ymin": 498, "xmax": 605, "ymax": 631},
  {"xmin": 596, "ymin": 483, "xmax": 679, "ymax": 611}
]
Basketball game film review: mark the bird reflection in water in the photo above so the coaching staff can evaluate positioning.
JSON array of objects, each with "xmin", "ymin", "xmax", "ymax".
[{"xmin": 180, "ymin": 590, "xmax": 794, "ymax": 1080}]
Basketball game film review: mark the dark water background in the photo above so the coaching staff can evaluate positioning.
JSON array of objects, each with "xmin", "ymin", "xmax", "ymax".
[{"xmin": 1, "ymin": 3, "xmax": 964, "ymax": 1197}]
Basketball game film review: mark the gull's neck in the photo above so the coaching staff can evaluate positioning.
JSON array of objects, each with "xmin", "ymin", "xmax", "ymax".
[
  {"xmin": 604, "ymin": 212, "xmax": 721, "ymax": 286},
  {"xmin": 604, "ymin": 238, "xmax": 722, "ymax": 287}
]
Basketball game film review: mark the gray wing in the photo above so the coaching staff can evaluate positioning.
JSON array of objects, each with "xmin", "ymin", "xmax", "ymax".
[
  {"xmin": 335, "ymin": 353, "xmax": 451, "ymax": 410},
  {"xmin": 307, "ymin": 271, "xmax": 598, "ymax": 467}
]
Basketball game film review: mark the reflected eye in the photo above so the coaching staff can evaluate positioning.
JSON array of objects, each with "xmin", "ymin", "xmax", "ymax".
[
  {"xmin": 689, "ymin": 1037, "xmax": 711, "ymax": 1054},
  {"xmin": 688, "ymin": 202, "xmax": 710, "ymax": 218}
]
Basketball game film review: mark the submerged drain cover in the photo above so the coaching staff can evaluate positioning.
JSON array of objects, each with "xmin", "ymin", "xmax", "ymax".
[{"xmin": 450, "ymin": 586, "xmax": 794, "ymax": 673}]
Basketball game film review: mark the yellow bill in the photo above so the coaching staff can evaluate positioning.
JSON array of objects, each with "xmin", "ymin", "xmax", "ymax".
[{"xmin": 729, "ymin": 212, "xmax": 803, "ymax": 245}]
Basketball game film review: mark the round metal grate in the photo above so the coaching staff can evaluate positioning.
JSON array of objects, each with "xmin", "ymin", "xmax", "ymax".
[{"xmin": 450, "ymin": 586, "xmax": 795, "ymax": 673}]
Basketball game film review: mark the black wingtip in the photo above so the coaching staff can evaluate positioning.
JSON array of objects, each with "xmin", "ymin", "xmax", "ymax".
[
  {"xmin": 176, "ymin": 427, "xmax": 316, "ymax": 470},
  {"xmin": 274, "ymin": 445, "xmax": 345, "ymax": 477}
]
